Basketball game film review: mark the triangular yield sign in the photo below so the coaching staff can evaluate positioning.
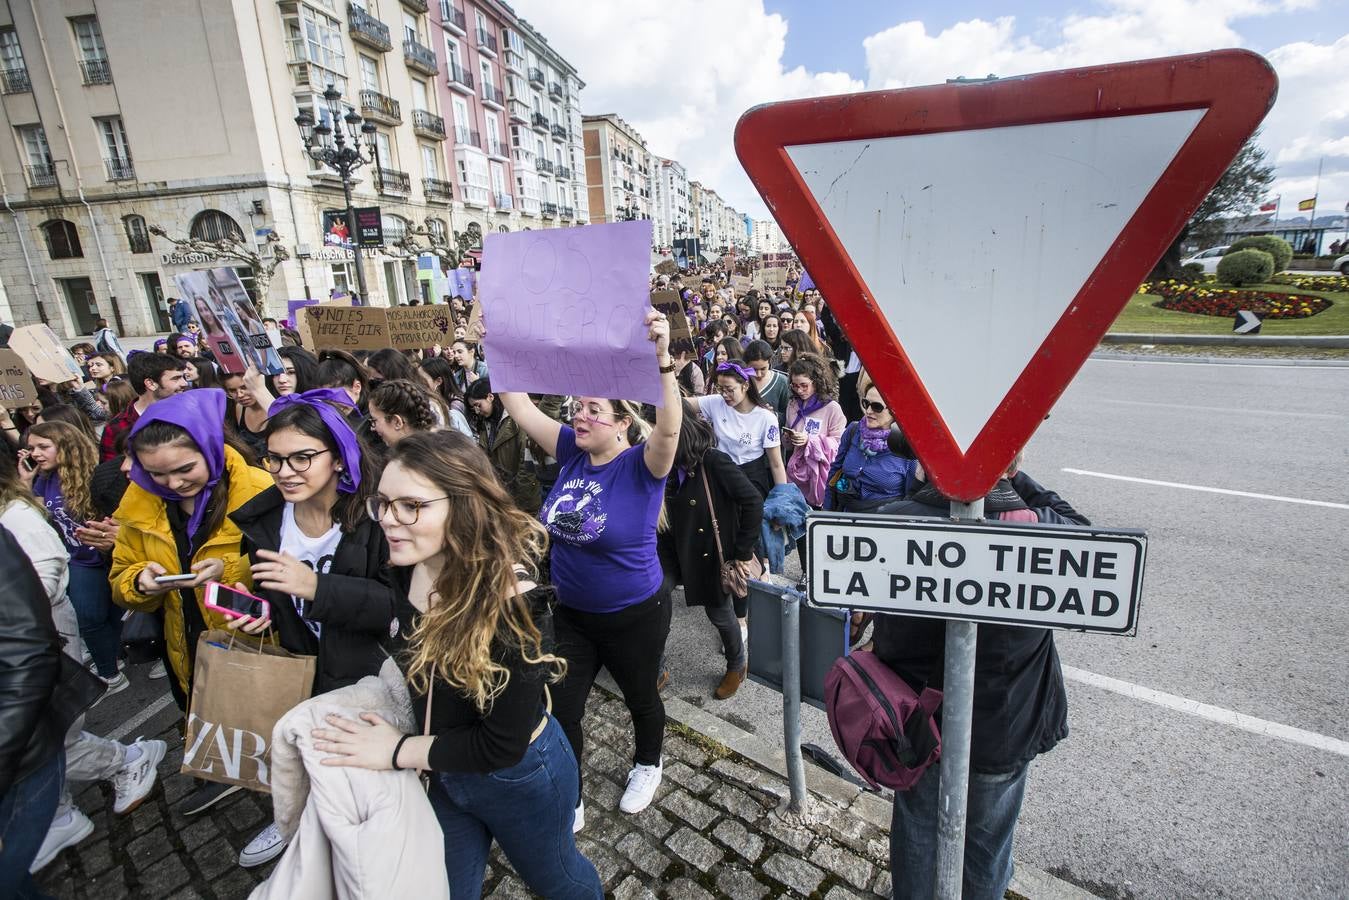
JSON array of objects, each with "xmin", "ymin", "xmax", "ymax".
[{"xmin": 736, "ymin": 50, "xmax": 1277, "ymax": 501}]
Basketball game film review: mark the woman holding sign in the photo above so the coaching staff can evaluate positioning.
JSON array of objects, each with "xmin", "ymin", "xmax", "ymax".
[{"xmin": 499, "ymin": 309, "xmax": 681, "ymax": 825}]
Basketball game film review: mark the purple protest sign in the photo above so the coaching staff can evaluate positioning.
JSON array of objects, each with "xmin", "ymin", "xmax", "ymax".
[
  {"xmin": 480, "ymin": 220, "xmax": 661, "ymax": 405},
  {"xmin": 287, "ymin": 299, "xmax": 319, "ymax": 322},
  {"xmin": 448, "ymin": 268, "xmax": 476, "ymax": 300}
]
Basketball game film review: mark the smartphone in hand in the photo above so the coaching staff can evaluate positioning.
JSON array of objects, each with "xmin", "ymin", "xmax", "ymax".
[
  {"xmin": 203, "ymin": 582, "xmax": 271, "ymax": 621},
  {"xmin": 154, "ymin": 573, "xmax": 197, "ymax": 585}
]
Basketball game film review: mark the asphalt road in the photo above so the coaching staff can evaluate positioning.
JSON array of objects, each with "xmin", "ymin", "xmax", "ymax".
[{"xmin": 661, "ymin": 354, "xmax": 1349, "ymax": 899}]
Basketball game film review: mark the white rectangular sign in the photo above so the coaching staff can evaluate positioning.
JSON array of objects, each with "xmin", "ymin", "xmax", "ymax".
[{"xmin": 807, "ymin": 514, "xmax": 1145, "ymax": 635}]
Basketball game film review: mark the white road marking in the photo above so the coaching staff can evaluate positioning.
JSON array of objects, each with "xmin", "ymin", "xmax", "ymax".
[
  {"xmin": 1095, "ymin": 397, "xmax": 1344, "ymax": 419},
  {"xmin": 107, "ymin": 693, "xmax": 175, "ymax": 742},
  {"xmin": 1061, "ymin": 468, "xmax": 1349, "ymax": 510},
  {"xmin": 1088, "ymin": 356, "xmax": 1349, "ymax": 371},
  {"xmin": 1062, "ymin": 665, "xmax": 1349, "ymax": 758}
]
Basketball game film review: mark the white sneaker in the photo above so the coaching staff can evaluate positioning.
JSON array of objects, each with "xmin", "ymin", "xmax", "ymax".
[
  {"xmin": 239, "ymin": 822, "xmax": 288, "ymax": 868},
  {"xmin": 94, "ymin": 671, "xmax": 129, "ymax": 705},
  {"xmin": 147, "ymin": 660, "xmax": 167, "ymax": 679},
  {"xmin": 572, "ymin": 800, "xmax": 585, "ymax": 834},
  {"xmin": 619, "ymin": 761, "xmax": 662, "ymax": 814},
  {"xmin": 112, "ymin": 737, "xmax": 166, "ymax": 815},
  {"xmin": 30, "ymin": 807, "xmax": 94, "ymax": 872}
]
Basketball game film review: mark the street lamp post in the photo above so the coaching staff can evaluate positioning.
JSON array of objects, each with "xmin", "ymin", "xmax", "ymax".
[{"xmin": 295, "ymin": 84, "xmax": 378, "ymax": 304}]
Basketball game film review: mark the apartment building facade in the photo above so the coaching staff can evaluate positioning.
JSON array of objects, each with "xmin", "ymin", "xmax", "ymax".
[
  {"xmin": 651, "ymin": 156, "xmax": 690, "ymax": 249},
  {"xmin": 582, "ymin": 113, "xmax": 654, "ymax": 228},
  {"xmin": 0, "ymin": 0, "xmax": 586, "ymax": 338}
]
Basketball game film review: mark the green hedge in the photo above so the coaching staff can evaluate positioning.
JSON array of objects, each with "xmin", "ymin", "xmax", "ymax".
[
  {"xmin": 1229, "ymin": 235, "xmax": 1293, "ymax": 273},
  {"xmin": 1216, "ymin": 248, "xmax": 1275, "ymax": 286}
]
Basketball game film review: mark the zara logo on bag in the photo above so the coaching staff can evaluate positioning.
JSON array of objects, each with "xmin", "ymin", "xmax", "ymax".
[{"xmin": 183, "ymin": 714, "xmax": 271, "ymax": 786}]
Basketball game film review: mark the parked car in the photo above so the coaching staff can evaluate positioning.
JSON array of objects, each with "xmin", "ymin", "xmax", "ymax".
[
  {"xmin": 1181, "ymin": 245, "xmax": 1231, "ymax": 274},
  {"xmin": 1336, "ymin": 254, "xmax": 1349, "ymax": 276}
]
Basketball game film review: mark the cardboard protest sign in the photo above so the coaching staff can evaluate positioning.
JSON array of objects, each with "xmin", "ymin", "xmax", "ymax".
[
  {"xmin": 295, "ymin": 300, "xmax": 349, "ymax": 350},
  {"xmin": 466, "ymin": 301, "xmax": 485, "ymax": 344},
  {"xmin": 305, "ymin": 306, "xmax": 389, "ymax": 351},
  {"xmin": 0, "ymin": 350, "xmax": 37, "ymax": 409},
  {"xmin": 730, "ymin": 275, "xmax": 753, "ymax": 294},
  {"xmin": 762, "ymin": 266, "xmax": 789, "ymax": 290},
  {"xmin": 386, "ymin": 306, "xmax": 454, "ymax": 350},
  {"xmin": 752, "ymin": 271, "xmax": 765, "ymax": 291},
  {"xmin": 480, "ymin": 220, "xmax": 663, "ymax": 405},
  {"xmin": 655, "ymin": 259, "xmax": 679, "ymax": 276},
  {"xmin": 9, "ymin": 325, "xmax": 82, "ymax": 384},
  {"xmin": 650, "ymin": 290, "xmax": 693, "ymax": 356},
  {"xmin": 175, "ymin": 268, "xmax": 282, "ymax": 374}
]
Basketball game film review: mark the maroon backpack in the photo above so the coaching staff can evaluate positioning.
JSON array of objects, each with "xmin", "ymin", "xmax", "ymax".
[{"xmin": 824, "ymin": 649, "xmax": 942, "ymax": 791}]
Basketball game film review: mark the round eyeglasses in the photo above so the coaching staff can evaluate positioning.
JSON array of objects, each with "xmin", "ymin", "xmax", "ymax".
[
  {"xmin": 260, "ymin": 448, "xmax": 331, "ymax": 474},
  {"xmin": 365, "ymin": 495, "xmax": 450, "ymax": 525}
]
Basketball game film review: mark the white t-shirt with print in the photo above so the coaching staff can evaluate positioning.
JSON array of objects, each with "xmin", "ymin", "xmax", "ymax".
[
  {"xmin": 279, "ymin": 503, "xmax": 342, "ymax": 639},
  {"xmin": 694, "ymin": 395, "xmax": 781, "ymax": 465}
]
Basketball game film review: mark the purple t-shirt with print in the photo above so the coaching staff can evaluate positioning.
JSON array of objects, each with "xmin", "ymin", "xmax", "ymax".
[
  {"xmin": 542, "ymin": 426, "xmax": 666, "ymax": 612},
  {"xmin": 34, "ymin": 472, "xmax": 103, "ymax": 568}
]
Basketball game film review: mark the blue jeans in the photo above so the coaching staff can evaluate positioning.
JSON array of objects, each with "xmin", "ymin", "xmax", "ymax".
[
  {"xmin": 0, "ymin": 750, "xmax": 63, "ymax": 900},
  {"xmin": 890, "ymin": 761, "xmax": 1030, "ymax": 900},
  {"xmin": 68, "ymin": 563, "xmax": 121, "ymax": 678},
  {"xmin": 428, "ymin": 716, "xmax": 601, "ymax": 900}
]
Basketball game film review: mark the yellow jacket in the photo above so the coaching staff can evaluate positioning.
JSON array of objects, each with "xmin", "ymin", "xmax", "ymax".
[{"xmin": 111, "ymin": 446, "xmax": 273, "ymax": 698}]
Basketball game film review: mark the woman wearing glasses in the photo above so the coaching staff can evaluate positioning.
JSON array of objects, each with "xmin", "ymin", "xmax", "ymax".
[
  {"xmin": 226, "ymin": 388, "xmax": 393, "ymax": 869},
  {"xmin": 497, "ymin": 311, "xmax": 680, "ymax": 824},
  {"xmin": 825, "ymin": 380, "xmax": 918, "ymax": 514},
  {"xmin": 691, "ymin": 360, "xmax": 787, "ymax": 500}
]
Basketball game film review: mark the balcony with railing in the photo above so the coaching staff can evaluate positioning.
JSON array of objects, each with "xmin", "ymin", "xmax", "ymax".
[
  {"xmin": 104, "ymin": 156, "xmax": 135, "ymax": 181},
  {"xmin": 476, "ymin": 27, "xmax": 497, "ymax": 55},
  {"xmin": 527, "ymin": 66, "xmax": 544, "ymax": 87},
  {"xmin": 560, "ymin": 205, "xmax": 575, "ymax": 219},
  {"xmin": 1, "ymin": 67, "xmax": 30, "ymax": 94},
  {"xmin": 481, "ymin": 82, "xmax": 504, "ymax": 108},
  {"xmin": 507, "ymin": 99, "xmax": 528, "ymax": 123},
  {"xmin": 547, "ymin": 81, "xmax": 563, "ymax": 101},
  {"xmin": 541, "ymin": 202, "xmax": 558, "ymax": 218},
  {"xmin": 438, "ymin": 1, "xmax": 466, "ymax": 33},
  {"xmin": 530, "ymin": 111, "xmax": 548, "ymax": 132},
  {"xmin": 348, "ymin": 6, "xmax": 392, "ymax": 52},
  {"xmin": 453, "ymin": 126, "xmax": 481, "ymax": 148},
  {"xmin": 536, "ymin": 158, "xmax": 554, "ymax": 174},
  {"xmin": 376, "ymin": 166, "xmax": 411, "ymax": 195},
  {"xmin": 424, "ymin": 177, "xmax": 454, "ymax": 202},
  {"xmin": 412, "ymin": 109, "xmax": 446, "ymax": 140},
  {"xmin": 360, "ymin": 89, "xmax": 401, "ymax": 124},
  {"xmin": 486, "ymin": 137, "xmax": 506, "ymax": 158},
  {"xmin": 504, "ymin": 49, "xmax": 524, "ymax": 74},
  {"xmin": 448, "ymin": 61, "xmax": 474, "ymax": 92},
  {"xmin": 403, "ymin": 38, "xmax": 437, "ymax": 75},
  {"xmin": 400, "ymin": 0, "xmax": 428, "ymax": 12},
  {"xmin": 494, "ymin": 192, "xmax": 513, "ymax": 210},
  {"xmin": 25, "ymin": 163, "xmax": 56, "ymax": 188},
  {"xmin": 550, "ymin": 123, "xmax": 567, "ymax": 142},
  {"xmin": 556, "ymin": 165, "xmax": 572, "ymax": 180},
  {"xmin": 79, "ymin": 58, "xmax": 112, "ymax": 85}
]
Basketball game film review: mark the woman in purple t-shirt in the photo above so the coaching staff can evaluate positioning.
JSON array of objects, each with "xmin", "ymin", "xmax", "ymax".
[{"xmin": 500, "ymin": 310, "xmax": 682, "ymax": 829}]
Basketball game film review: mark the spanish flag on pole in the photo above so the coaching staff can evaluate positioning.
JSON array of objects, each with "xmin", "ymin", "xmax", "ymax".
[{"xmin": 1297, "ymin": 197, "xmax": 1317, "ymax": 211}]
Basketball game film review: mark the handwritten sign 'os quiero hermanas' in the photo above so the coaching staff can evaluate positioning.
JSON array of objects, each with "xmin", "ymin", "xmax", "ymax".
[{"xmin": 479, "ymin": 220, "xmax": 663, "ymax": 406}]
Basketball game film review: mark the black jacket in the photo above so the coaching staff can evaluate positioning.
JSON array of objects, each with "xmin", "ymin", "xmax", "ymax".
[
  {"xmin": 231, "ymin": 487, "xmax": 397, "ymax": 695},
  {"xmin": 871, "ymin": 475, "xmax": 1085, "ymax": 774},
  {"xmin": 660, "ymin": 449, "xmax": 764, "ymax": 606},
  {"xmin": 0, "ymin": 525, "xmax": 64, "ymax": 796}
]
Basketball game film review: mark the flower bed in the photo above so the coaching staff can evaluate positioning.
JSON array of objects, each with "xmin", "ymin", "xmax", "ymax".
[
  {"xmin": 1269, "ymin": 273, "xmax": 1349, "ymax": 293},
  {"xmin": 1138, "ymin": 280, "xmax": 1330, "ymax": 318}
]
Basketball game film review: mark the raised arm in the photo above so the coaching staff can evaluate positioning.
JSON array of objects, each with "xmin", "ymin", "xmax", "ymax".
[
  {"xmin": 644, "ymin": 309, "xmax": 682, "ymax": 479},
  {"xmin": 499, "ymin": 392, "xmax": 562, "ymax": 459}
]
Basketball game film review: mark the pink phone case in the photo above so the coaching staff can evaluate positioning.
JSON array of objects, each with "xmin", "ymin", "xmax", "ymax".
[{"xmin": 203, "ymin": 582, "xmax": 271, "ymax": 621}]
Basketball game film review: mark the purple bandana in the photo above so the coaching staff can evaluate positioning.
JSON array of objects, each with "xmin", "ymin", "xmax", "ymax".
[
  {"xmin": 858, "ymin": 423, "xmax": 891, "ymax": 454},
  {"xmin": 267, "ymin": 388, "xmax": 363, "ymax": 493},
  {"xmin": 790, "ymin": 394, "xmax": 824, "ymax": 430},
  {"xmin": 715, "ymin": 361, "xmax": 755, "ymax": 381},
  {"xmin": 129, "ymin": 389, "xmax": 227, "ymax": 547}
]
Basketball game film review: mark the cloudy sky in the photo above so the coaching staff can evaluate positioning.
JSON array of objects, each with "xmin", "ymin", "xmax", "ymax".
[{"xmin": 515, "ymin": 0, "xmax": 1347, "ymax": 228}]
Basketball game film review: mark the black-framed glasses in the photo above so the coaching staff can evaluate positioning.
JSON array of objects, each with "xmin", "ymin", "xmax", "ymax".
[
  {"xmin": 365, "ymin": 495, "xmax": 450, "ymax": 525},
  {"xmin": 863, "ymin": 401, "xmax": 887, "ymax": 414},
  {"xmin": 260, "ymin": 448, "xmax": 332, "ymax": 474}
]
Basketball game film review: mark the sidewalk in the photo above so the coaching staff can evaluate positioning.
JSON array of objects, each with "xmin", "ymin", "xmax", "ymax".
[{"xmin": 35, "ymin": 684, "xmax": 1093, "ymax": 899}]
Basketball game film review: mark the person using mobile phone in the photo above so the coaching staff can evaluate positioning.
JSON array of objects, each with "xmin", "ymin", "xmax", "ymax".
[
  {"xmin": 110, "ymin": 388, "xmax": 272, "ymax": 817},
  {"xmin": 228, "ymin": 389, "xmax": 393, "ymax": 869}
]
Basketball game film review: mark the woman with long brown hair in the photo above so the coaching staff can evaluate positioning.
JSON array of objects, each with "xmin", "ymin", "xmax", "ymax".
[{"xmin": 312, "ymin": 431, "xmax": 601, "ymax": 899}]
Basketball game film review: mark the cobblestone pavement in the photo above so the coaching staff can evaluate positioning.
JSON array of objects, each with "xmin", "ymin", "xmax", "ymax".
[{"xmin": 36, "ymin": 687, "xmax": 898, "ymax": 899}]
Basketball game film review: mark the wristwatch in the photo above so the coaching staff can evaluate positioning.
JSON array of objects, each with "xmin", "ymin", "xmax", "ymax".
[{"xmin": 658, "ymin": 360, "xmax": 676, "ymax": 374}]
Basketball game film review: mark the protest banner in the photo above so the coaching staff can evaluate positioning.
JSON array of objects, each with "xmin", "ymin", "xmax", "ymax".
[
  {"xmin": 9, "ymin": 325, "xmax": 82, "ymax": 384},
  {"xmin": 175, "ymin": 268, "xmax": 282, "ymax": 374},
  {"xmin": 387, "ymin": 305, "xmax": 454, "ymax": 349},
  {"xmin": 295, "ymin": 299, "xmax": 350, "ymax": 350},
  {"xmin": 762, "ymin": 266, "xmax": 789, "ymax": 290},
  {"xmin": 752, "ymin": 270, "xmax": 765, "ymax": 291},
  {"xmin": 465, "ymin": 301, "xmax": 485, "ymax": 344},
  {"xmin": 448, "ymin": 267, "xmax": 476, "ymax": 300},
  {"xmin": 655, "ymin": 259, "xmax": 679, "ymax": 276},
  {"xmin": 0, "ymin": 350, "xmax": 37, "ymax": 409},
  {"xmin": 286, "ymin": 299, "xmax": 318, "ymax": 330},
  {"xmin": 480, "ymin": 220, "xmax": 664, "ymax": 405},
  {"xmin": 730, "ymin": 274, "xmax": 753, "ymax": 294},
  {"xmin": 305, "ymin": 306, "xmax": 389, "ymax": 351},
  {"xmin": 650, "ymin": 290, "xmax": 693, "ymax": 356}
]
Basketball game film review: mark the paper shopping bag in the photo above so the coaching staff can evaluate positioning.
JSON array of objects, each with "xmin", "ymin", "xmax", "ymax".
[{"xmin": 181, "ymin": 630, "xmax": 316, "ymax": 794}]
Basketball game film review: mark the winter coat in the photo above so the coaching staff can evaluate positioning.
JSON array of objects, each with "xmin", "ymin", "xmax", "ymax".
[
  {"xmin": 660, "ymin": 449, "xmax": 763, "ymax": 606},
  {"xmin": 251, "ymin": 658, "xmax": 448, "ymax": 900},
  {"xmin": 171, "ymin": 300, "xmax": 193, "ymax": 333},
  {"xmin": 231, "ymin": 486, "xmax": 397, "ymax": 695},
  {"xmin": 0, "ymin": 500, "xmax": 79, "ymax": 653},
  {"xmin": 870, "ymin": 478, "xmax": 1084, "ymax": 773},
  {"xmin": 477, "ymin": 412, "xmax": 541, "ymax": 513},
  {"xmin": 110, "ymin": 446, "xmax": 273, "ymax": 698}
]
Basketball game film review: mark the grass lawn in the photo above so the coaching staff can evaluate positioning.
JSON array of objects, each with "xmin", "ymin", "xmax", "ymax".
[{"xmin": 1109, "ymin": 284, "xmax": 1349, "ymax": 335}]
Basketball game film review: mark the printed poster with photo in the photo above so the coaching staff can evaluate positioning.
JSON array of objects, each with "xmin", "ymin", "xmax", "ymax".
[{"xmin": 174, "ymin": 268, "xmax": 283, "ymax": 375}]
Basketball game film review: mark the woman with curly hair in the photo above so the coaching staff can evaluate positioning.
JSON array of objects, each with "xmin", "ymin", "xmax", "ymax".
[
  {"xmin": 19, "ymin": 421, "xmax": 126, "ymax": 691},
  {"xmin": 311, "ymin": 431, "xmax": 601, "ymax": 898},
  {"xmin": 367, "ymin": 379, "xmax": 440, "ymax": 448}
]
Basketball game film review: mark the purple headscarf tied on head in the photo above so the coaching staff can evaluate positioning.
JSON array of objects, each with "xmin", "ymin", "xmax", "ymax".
[
  {"xmin": 716, "ymin": 361, "xmax": 756, "ymax": 382},
  {"xmin": 266, "ymin": 388, "xmax": 363, "ymax": 493},
  {"xmin": 128, "ymin": 388, "xmax": 227, "ymax": 548}
]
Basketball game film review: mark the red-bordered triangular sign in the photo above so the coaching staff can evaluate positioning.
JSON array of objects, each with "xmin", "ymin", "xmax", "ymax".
[{"xmin": 736, "ymin": 50, "xmax": 1277, "ymax": 501}]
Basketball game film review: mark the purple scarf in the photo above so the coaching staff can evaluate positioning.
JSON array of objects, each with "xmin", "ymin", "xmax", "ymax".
[
  {"xmin": 790, "ymin": 394, "xmax": 824, "ymax": 430},
  {"xmin": 269, "ymin": 388, "xmax": 363, "ymax": 493},
  {"xmin": 858, "ymin": 423, "xmax": 891, "ymax": 455},
  {"xmin": 129, "ymin": 388, "xmax": 227, "ymax": 546}
]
